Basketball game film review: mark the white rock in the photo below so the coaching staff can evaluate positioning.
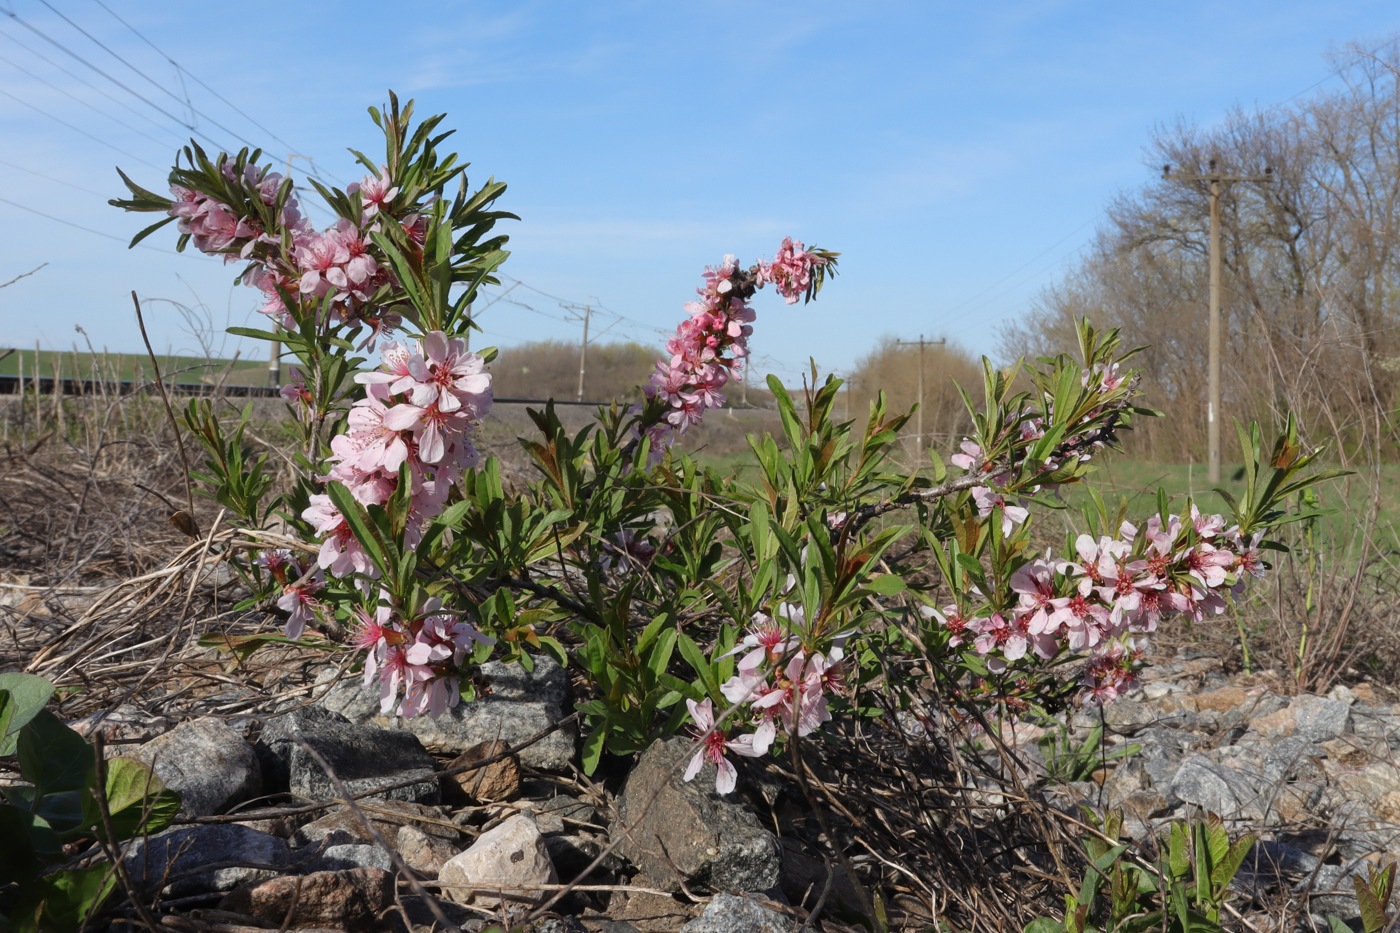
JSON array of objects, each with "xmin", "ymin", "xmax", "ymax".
[{"xmin": 438, "ymin": 814, "xmax": 556, "ymax": 909}]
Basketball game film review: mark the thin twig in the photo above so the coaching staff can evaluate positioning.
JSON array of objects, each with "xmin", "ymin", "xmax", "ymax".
[{"xmin": 131, "ymin": 290, "xmax": 198, "ymax": 534}]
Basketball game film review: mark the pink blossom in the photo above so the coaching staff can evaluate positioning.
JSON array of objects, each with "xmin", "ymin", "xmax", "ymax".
[
  {"xmin": 1010, "ymin": 559, "xmax": 1063, "ymax": 636},
  {"xmin": 757, "ymin": 237, "xmax": 826, "ymax": 304},
  {"xmin": 950, "ymin": 439, "xmax": 985, "ymax": 472},
  {"xmin": 301, "ymin": 494, "xmax": 378, "ymax": 579},
  {"xmin": 348, "ymin": 166, "xmax": 399, "ymax": 219},
  {"xmin": 722, "ymin": 613, "xmax": 800, "ymax": 674},
  {"xmin": 682, "ymin": 698, "xmax": 766, "ymax": 795},
  {"xmin": 972, "ymin": 486, "xmax": 1029, "ymax": 536}
]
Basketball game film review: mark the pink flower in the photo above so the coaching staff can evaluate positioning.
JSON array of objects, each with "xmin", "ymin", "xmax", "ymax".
[
  {"xmin": 757, "ymin": 237, "xmax": 826, "ymax": 304},
  {"xmin": 302, "ymin": 494, "xmax": 378, "ymax": 579},
  {"xmin": 722, "ymin": 613, "xmax": 800, "ymax": 674},
  {"xmin": 683, "ymin": 698, "xmax": 766, "ymax": 795},
  {"xmin": 1010, "ymin": 559, "xmax": 1063, "ymax": 635},
  {"xmin": 972, "ymin": 486, "xmax": 1029, "ymax": 537},
  {"xmin": 348, "ymin": 166, "xmax": 399, "ymax": 219}
]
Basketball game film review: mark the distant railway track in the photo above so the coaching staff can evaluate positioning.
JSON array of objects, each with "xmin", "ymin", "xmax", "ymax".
[{"xmin": 0, "ymin": 373, "xmax": 614, "ymax": 406}]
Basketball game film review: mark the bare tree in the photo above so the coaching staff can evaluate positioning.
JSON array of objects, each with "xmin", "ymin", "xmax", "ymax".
[{"xmin": 1001, "ymin": 38, "xmax": 1400, "ymax": 462}]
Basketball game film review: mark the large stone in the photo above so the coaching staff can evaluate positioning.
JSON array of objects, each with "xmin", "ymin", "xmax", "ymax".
[
  {"xmin": 1291, "ymin": 695, "xmax": 1352, "ymax": 742},
  {"xmin": 444, "ymin": 739, "xmax": 522, "ymax": 802},
  {"xmin": 258, "ymin": 706, "xmax": 439, "ymax": 804},
  {"xmin": 317, "ymin": 657, "xmax": 577, "ymax": 771},
  {"xmin": 397, "ymin": 823, "xmax": 461, "ymax": 877},
  {"xmin": 613, "ymin": 737, "xmax": 781, "ymax": 894},
  {"xmin": 220, "ymin": 867, "xmax": 393, "ymax": 933},
  {"xmin": 69, "ymin": 704, "xmax": 173, "ymax": 745},
  {"xmin": 1168, "ymin": 755, "xmax": 1272, "ymax": 822},
  {"xmin": 291, "ymin": 799, "xmax": 456, "ymax": 849},
  {"xmin": 680, "ymin": 892, "xmax": 808, "ymax": 932},
  {"xmin": 127, "ymin": 717, "xmax": 261, "ymax": 817},
  {"xmin": 438, "ymin": 813, "xmax": 556, "ymax": 909},
  {"xmin": 123, "ymin": 824, "xmax": 290, "ymax": 896},
  {"xmin": 307, "ymin": 843, "xmax": 395, "ymax": 872}
]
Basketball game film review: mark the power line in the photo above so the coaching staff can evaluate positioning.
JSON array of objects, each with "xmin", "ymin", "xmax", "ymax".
[
  {"xmin": 36, "ymin": 0, "xmax": 195, "ymax": 116},
  {"xmin": 0, "ymin": 49, "xmax": 183, "ymax": 152},
  {"xmin": 0, "ymin": 194, "xmax": 179, "ymax": 252},
  {"xmin": 0, "ymin": 157, "xmax": 108, "ymax": 196},
  {"xmin": 0, "ymin": 86, "xmax": 160, "ymax": 168},
  {"xmin": 0, "ymin": 8, "xmax": 238, "ymax": 153},
  {"xmin": 0, "ymin": 26, "xmax": 183, "ymax": 144},
  {"xmin": 89, "ymin": 0, "xmax": 300, "ymax": 156},
  {"xmin": 942, "ymin": 215, "xmax": 1098, "ymax": 319},
  {"xmin": 2, "ymin": 6, "xmax": 345, "ymax": 190}
]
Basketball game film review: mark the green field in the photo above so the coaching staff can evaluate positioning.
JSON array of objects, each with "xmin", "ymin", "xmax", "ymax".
[{"xmin": 0, "ymin": 348, "xmax": 268, "ymax": 387}]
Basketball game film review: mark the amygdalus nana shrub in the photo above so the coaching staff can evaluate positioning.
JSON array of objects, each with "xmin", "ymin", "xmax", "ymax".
[{"xmin": 111, "ymin": 93, "xmax": 1336, "ymax": 804}]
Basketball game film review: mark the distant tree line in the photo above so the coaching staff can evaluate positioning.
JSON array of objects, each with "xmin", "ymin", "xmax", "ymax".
[{"xmin": 1001, "ymin": 39, "xmax": 1400, "ymax": 463}]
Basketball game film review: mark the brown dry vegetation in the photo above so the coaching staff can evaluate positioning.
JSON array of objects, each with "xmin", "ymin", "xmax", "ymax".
[
  {"xmin": 0, "ymin": 370, "xmax": 1395, "ymax": 928},
  {"xmin": 1000, "ymin": 40, "xmax": 1400, "ymax": 469}
]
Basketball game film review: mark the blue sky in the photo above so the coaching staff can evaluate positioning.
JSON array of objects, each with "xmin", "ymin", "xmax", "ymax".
[{"xmin": 3, "ymin": 2, "xmax": 1399, "ymax": 386}]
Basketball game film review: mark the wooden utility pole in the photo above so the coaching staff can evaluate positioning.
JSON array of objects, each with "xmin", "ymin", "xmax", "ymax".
[
  {"xmin": 575, "ymin": 303, "xmax": 591, "ymax": 402},
  {"xmin": 1163, "ymin": 159, "xmax": 1271, "ymax": 484},
  {"xmin": 895, "ymin": 334, "xmax": 946, "ymax": 450}
]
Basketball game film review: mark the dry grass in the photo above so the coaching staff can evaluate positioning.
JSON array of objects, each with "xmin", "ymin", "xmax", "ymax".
[{"xmin": 3, "ymin": 384, "xmax": 1396, "ymax": 932}]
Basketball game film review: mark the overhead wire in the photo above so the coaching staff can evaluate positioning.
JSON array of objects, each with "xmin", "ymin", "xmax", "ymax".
[
  {"xmin": 0, "ymin": 156, "xmax": 107, "ymax": 197},
  {"xmin": 0, "ymin": 86, "xmax": 160, "ymax": 168},
  {"xmin": 0, "ymin": 49, "xmax": 183, "ymax": 153},
  {"xmin": 89, "ymin": 0, "xmax": 299, "ymax": 155},
  {"xmin": 0, "ymin": 26, "xmax": 184, "ymax": 145},
  {"xmin": 2, "ymin": 6, "xmax": 347, "ymax": 194},
  {"xmin": 37, "ymin": 0, "xmax": 196, "ymax": 115},
  {"xmin": 0, "ymin": 7, "xmax": 243, "ymax": 156},
  {"xmin": 0, "ymin": 193, "xmax": 180, "ymax": 253}
]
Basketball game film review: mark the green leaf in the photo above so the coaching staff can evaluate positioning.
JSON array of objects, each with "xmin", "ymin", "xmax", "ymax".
[
  {"xmin": 580, "ymin": 722, "xmax": 607, "ymax": 776},
  {"xmin": 1326, "ymin": 916, "xmax": 1355, "ymax": 933},
  {"xmin": 1023, "ymin": 919, "xmax": 1066, "ymax": 933},
  {"xmin": 225, "ymin": 325, "xmax": 285, "ymax": 343},
  {"xmin": 18, "ymin": 709, "xmax": 93, "ymax": 797},
  {"xmin": 9, "ymin": 864, "xmax": 117, "ymax": 933},
  {"xmin": 0, "ymin": 804, "xmax": 49, "ymax": 884},
  {"xmin": 1355, "ymin": 878, "xmax": 1389, "ymax": 933},
  {"xmin": 865, "ymin": 574, "xmax": 907, "ymax": 596},
  {"xmin": 0, "ymin": 674, "xmax": 55, "ymax": 756},
  {"xmin": 87, "ymin": 757, "xmax": 182, "ymax": 841}
]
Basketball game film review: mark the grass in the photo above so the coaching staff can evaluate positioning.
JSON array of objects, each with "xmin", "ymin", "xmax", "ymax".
[
  {"xmin": 1074, "ymin": 457, "xmax": 1397, "ymax": 543},
  {"xmin": 0, "ymin": 347, "xmax": 267, "ymax": 388}
]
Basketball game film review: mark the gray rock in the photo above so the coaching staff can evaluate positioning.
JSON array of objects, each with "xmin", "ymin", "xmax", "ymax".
[
  {"xmin": 123, "ymin": 824, "xmax": 290, "ymax": 895},
  {"xmin": 291, "ymin": 799, "xmax": 455, "ymax": 848},
  {"xmin": 1168, "ymin": 755, "xmax": 1272, "ymax": 822},
  {"xmin": 533, "ymin": 794, "xmax": 601, "ymax": 835},
  {"xmin": 397, "ymin": 823, "xmax": 460, "ymax": 877},
  {"xmin": 613, "ymin": 737, "xmax": 781, "ymax": 894},
  {"xmin": 308, "ymin": 843, "xmax": 395, "ymax": 872},
  {"xmin": 1233, "ymin": 839, "xmax": 1320, "ymax": 899},
  {"xmin": 534, "ymin": 918, "xmax": 590, "ymax": 933},
  {"xmin": 316, "ymin": 656, "xmax": 577, "ymax": 770},
  {"xmin": 1301, "ymin": 863, "xmax": 1362, "ymax": 924},
  {"xmin": 70, "ymin": 704, "xmax": 174, "ymax": 745},
  {"xmin": 258, "ymin": 706, "xmax": 439, "ymax": 805},
  {"xmin": 1095, "ymin": 698, "xmax": 1158, "ymax": 733},
  {"xmin": 545, "ymin": 832, "xmax": 627, "ymax": 883},
  {"xmin": 679, "ymin": 892, "xmax": 807, "ymax": 932},
  {"xmin": 127, "ymin": 717, "xmax": 262, "ymax": 817},
  {"xmin": 439, "ymin": 813, "xmax": 556, "ymax": 909},
  {"xmin": 1291, "ymin": 695, "xmax": 1352, "ymax": 742}
]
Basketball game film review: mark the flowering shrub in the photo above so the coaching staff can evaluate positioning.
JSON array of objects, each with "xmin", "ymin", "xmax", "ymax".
[{"xmin": 113, "ymin": 93, "xmax": 1336, "ymax": 801}]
